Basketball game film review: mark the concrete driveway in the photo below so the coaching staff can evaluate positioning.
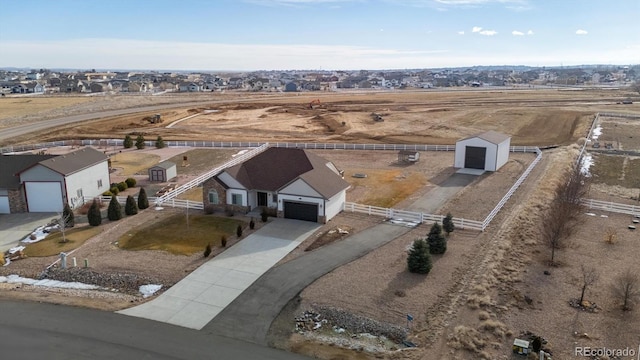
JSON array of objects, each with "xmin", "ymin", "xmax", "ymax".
[
  {"xmin": 118, "ymin": 219, "xmax": 320, "ymax": 330},
  {"xmin": 0, "ymin": 213, "xmax": 56, "ymax": 252}
]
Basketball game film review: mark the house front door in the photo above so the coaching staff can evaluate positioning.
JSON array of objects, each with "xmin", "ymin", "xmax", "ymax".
[{"xmin": 257, "ymin": 192, "xmax": 268, "ymax": 207}]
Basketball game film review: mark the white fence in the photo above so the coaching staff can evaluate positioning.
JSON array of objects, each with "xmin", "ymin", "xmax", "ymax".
[
  {"xmin": 155, "ymin": 143, "xmax": 270, "ymax": 204},
  {"xmin": 582, "ymin": 198, "xmax": 640, "ymax": 216},
  {"xmin": 83, "ymin": 196, "xmax": 204, "ymax": 210},
  {"xmin": 342, "ymin": 202, "xmax": 485, "ymax": 231}
]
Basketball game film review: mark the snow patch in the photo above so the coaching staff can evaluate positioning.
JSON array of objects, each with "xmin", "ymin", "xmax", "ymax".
[
  {"xmin": 0, "ymin": 274, "xmax": 100, "ymax": 290},
  {"xmin": 232, "ymin": 150, "xmax": 249, "ymax": 157},
  {"xmin": 20, "ymin": 224, "xmax": 60, "ymax": 244},
  {"xmin": 580, "ymin": 154, "xmax": 593, "ymax": 177},
  {"xmin": 139, "ymin": 284, "xmax": 162, "ymax": 298},
  {"xmin": 591, "ymin": 125, "xmax": 602, "ymax": 140}
]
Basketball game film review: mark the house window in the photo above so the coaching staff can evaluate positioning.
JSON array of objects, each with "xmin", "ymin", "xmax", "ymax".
[
  {"xmin": 97, "ymin": 179, "xmax": 103, "ymax": 188},
  {"xmin": 77, "ymin": 188, "xmax": 83, "ymax": 198},
  {"xmin": 231, "ymin": 193, "xmax": 243, "ymax": 206},
  {"xmin": 272, "ymin": 193, "xmax": 278, "ymax": 203},
  {"xmin": 208, "ymin": 190, "xmax": 219, "ymax": 204}
]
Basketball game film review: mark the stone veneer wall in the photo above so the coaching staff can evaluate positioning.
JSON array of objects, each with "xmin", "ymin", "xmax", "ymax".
[
  {"xmin": 202, "ymin": 178, "xmax": 250, "ymax": 214},
  {"xmin": 8, "ymin": 188, "xmax": 27, "ymax": 213}
]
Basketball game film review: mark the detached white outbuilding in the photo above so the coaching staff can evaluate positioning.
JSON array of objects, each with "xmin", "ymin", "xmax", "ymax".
[{"xmin": 454, "ymin": 131, "xmax": 511, "ymax": 171}]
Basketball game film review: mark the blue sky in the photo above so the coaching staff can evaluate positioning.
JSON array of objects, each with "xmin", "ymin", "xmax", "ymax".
[{"xmin": 1, "ymin": 0, "xmax": 638, "ymax": 71}]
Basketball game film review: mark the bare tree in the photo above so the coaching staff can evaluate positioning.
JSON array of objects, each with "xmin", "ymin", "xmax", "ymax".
[
  {"xmin": 579, "ymin": 264, "xmax": 599, "ymax": 304},
  {"xmin": 604, "ymin": 227, "xmax": 617, "ymax": 244},
  {"xmin": 542, "ymin": 162, "xmax": 589, "ymax": 264},
  {"xmin": 612, "ymin": 269, "xmax": 640, "ymax": 311},
  {"xmin": 56, "ymin": 212, "xmax": 71, "ymax": 243}
]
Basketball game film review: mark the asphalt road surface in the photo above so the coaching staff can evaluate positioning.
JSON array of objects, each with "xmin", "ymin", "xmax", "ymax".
[{"xmin": 0, "ymin": 299, "xmax": 310, "ymax": 360}]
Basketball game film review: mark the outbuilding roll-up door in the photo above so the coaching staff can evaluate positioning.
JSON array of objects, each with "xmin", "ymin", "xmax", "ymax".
[
  {"xmin": 25, "ymin": 182, "xmax": 63, "ymax": 212},
  {"xmin": 0, "ymin": 196, "xmax": 9, "ymax": 214},
  {"xmin": 464, "ymin": 146, "xmax": 486, "ymax": 170},
  {"xmin": 283, "ymin": 201, "xmax": 318, "ymax": 222}
]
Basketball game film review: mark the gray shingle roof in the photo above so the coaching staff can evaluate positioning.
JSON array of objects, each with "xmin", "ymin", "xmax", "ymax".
[
  {"xmin": 0, "ymin": 154, "xmax": 55, "ymax": 189},
  {"xmin": 462, "ymin": 130, "xmax": 510, "ymax": 145},
  {"xmin": 151, "ymin": 161, "xmax": 176, "ymax": 170},
  {"xmin": 32, "ymin": 147, "xmax": 108, "ymax": 176},
  {"xmin": 223, "ymin": 148, "xmax": 349, "ymax": 199}
]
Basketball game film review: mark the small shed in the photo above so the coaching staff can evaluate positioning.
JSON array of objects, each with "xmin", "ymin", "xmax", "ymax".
[
  {"xmin": 512, "ymin": 338, "xmax": 530, "ymax": 355},
  {"xmin": 149, "ymin": 161, "xmax": 177, "ymax": 182},
  {"xmin": 454, "ymin": 130, "xmax": 511, "ymax": 171},
  {"xmin": 398, "ymin": 150, "xmax": 420, "ymax": 163}
]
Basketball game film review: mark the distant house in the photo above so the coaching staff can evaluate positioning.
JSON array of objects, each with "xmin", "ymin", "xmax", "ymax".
[
  {"xmin": 203, "ymin": 147, "xmax": 350, "ymax": 223},
  {"xmin": 179, "ymin": 82, "xmax": 201, "ymax": 92},
  {"xmin": 284, "ymin": 82, "xmax": 298, "ymax": 92},
  {"xmin": 0, "ymin": 147, "xmax": 109, "ymax": 213}
]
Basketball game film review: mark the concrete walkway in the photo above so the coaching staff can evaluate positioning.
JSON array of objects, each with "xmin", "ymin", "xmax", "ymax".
[
  {"xmin": 407, "ymin": 173, "xmax": 478, "ymax": 214},
  {"xmin": 118, "ymin": 219, "xmax": 320, "ymax": 330},
  {"xmin": 0, "ymin": 213, "xmax": 56, "ymax": 252}
]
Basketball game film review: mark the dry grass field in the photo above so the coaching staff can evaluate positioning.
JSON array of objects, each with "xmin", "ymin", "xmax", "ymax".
[
  {"xmin": 2, "ymin": 89, "xmax": 640, "ymax": 360},
  {"xmin": 0, "ymin": 96, "xmax": 93, "ymax": 123}
]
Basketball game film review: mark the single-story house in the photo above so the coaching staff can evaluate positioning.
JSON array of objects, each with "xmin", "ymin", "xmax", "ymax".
[
  {"xmin": 0, "ymin": 154, "xmax": 55, "ymax": 214},
  {"xmin": 14, "ymin": 147, "xmax": 110, "ymax": 212},
  {"xmin": 203, "ymin": 147, "xmax": 350, "ymax": 223},
  {"xmin": 454, "ymin": 130, "xmax": 511, "ymax": 171},
  {"xmin": 148, "ymin": 161, "xmax": 177, "ymax": 182}
]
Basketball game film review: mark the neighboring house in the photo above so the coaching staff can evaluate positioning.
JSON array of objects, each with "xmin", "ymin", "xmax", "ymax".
[
  {"xmin": 454, "ymin": 130, "xmax": 511, "ymax": 171},
  {"xmin": 284, "ymin": 82, "xmax": 298, "ymax": 92},
  {"xmin": 179, "ymin": 82, "xmax": 200, "ymax": 92},
  {"xmin": 148, "ymin": 161, "xmax": 177, "ymax": 182},
  {"xmin": 0, "ymin": 154, "xmax": 55, "ymax": 214},
  {"xmin": 16, "ymin": 147, "xmax": 110, "ymax": 212},
  {"xmin": 203, "ymin": 147, "xmax": 350, "ymax": 223}
]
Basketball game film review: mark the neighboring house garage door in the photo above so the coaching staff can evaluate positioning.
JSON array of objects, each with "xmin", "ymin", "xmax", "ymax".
[
  {"xmin": 464, "ymin": 146, "xmax": 487, "ymax": 170},
  {"xmin": 25, "ymin": 182, "xmax": 63, "ymax": 212},
  {"xmin": 283, "ymin": 201, "xmax": 318, "ymax": 222},
  {"xmin": 0, "ymin": 196, "xmax": 9, "ymax": 214}
]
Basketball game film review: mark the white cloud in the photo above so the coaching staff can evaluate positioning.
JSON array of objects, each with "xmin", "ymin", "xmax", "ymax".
[
  {"xmin": 458, "ymin": 31, "xmax": 465, "ymax": 35},
  {"xmin": 472, "ymin": 26, "xmax": 482, "ymax": 33},
  {"xmin": 512, "ymin": 30, "xmax": 524, "ymax": 36},
  {"xmin": 527, "ymin": 30, "xmax": 534, "ymax": 35},
  {"xmin": 479, "ymin": 30, "xmax": 497, "ymax": 36},
  {"xmin": 576, "ymin": 29, "xmax": 588, "ymax": 35}
]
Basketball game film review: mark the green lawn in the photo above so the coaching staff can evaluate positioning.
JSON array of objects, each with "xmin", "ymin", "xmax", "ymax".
[
  {"xmin": 24, "ymin": 226, "xmax": 103, "ymax": 257},
  {"xmin": 118, "ymin": 214, "xmax": 244, "ymax": 255}
]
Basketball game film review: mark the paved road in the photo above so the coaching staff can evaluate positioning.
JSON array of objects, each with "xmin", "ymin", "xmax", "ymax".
[
  {"xmin": 0, "ymin": 299, "xmax": 310, "ymax": 360},
  {"xmin": 203, "ymin": 223, "xmax": 411, "ymax": 345}
]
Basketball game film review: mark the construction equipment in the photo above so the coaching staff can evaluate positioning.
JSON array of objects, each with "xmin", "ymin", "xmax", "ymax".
[{"xmin": 309, "ymin": 99, "xmax": 321, "ymax": 109}]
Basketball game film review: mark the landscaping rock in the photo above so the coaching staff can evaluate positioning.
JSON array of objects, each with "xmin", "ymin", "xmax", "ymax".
[{"xmin": 41, "ymin": 267, "xmax": 162, "ymax": 295}]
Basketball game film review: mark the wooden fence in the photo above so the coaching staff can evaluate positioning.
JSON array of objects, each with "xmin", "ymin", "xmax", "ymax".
[
  {"xmin": 582, "ymin": 198, "xmax": 640, "ymax": 216},
  {"xmin": 83, "ymin": 196, "xmax": 204, "ymax": 210}
]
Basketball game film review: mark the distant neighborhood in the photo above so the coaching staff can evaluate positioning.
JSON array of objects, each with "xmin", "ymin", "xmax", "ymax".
[{"xmin": 1, "ymin": 65, "xmax": 638, "ymax": 95}]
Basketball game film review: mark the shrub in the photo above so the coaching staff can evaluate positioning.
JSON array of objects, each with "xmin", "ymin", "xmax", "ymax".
[
  {"xmin": 204, "ymin": 243, "xmax": 212, "ymax": 258},
  {"xmin": 137, "ymin": 188, "xmax": 149, "ymax": 209},
  {"xmin": 107, "ymin": 196, "xmax": 123, "ymax": 221},
  {"xmin": 204, "ymin": 204, "xmax": 216, "ymax": 215},
  {"xmin": 261, "ymin": 208, "xmax": 268, "ymax": 222},
  {"xmin": 236, "ymin": 224, "xmax": 243, "ymax": 238},
  {"xmin": 407, "ymin": 239, "xmax": 432, "ymax": 274},
  {"xmin": 87, "ymin": 199, "xmax": 102, "ymax": 226},
  {"xmin": 123, "ymin": 134, "xmax": 133, "ymax": 149},
  {"xmin": 221, "ymin": 235, "xmax": 227, "ymax": 247},
  {"xmin": 125, "ymin": 177, "xmax": 137, "ymax": 188},
  {"xmin": 109, "ymin": 186, "xmax": 119, "ymax": 195},
  {"xmin": 102, "ymin": 190, "xmax": 113, "ymax": 197},
  {"xmin": 427, "ymin": 222, "xmax": 447, "ymax": 255},
  {"xmin": 125, "ymin": 195, "xmax": 138, "ymax": 216},
  {"xmin": 135, "ymin": 134, "xmax": 145, "ymax": 149},
  {"xmin": 62, "ymin": 203, "xmax": 75, "ymax": 228},
  {"xmin": 443, "ymin": 213, "xmax": 455, "ymax": 236},
  {"xmin": 249, "ymin": 218, "xmax": 255, "ymax": 230},
  {"xmin": 155, "ymin": 136, "xmax": 165, "ymax": 149},
  {"xmin": 117, "ymin": 182, "xmax": 128, "ymax": 192}
]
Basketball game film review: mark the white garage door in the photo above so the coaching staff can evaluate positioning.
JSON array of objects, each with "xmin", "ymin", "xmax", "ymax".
[
  {"xmin": 0, "ymin": 196, "xmax": 9, "ymax": 214},
  {"xmin": 25, "ymin": 182, "xmax": 63, "ymax": 212}
]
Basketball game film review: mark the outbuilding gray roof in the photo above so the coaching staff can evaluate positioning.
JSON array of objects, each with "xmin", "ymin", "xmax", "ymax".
[
  {"xmin": 25, "ymin": 147, "xmax": 108, "ymax": 176},
  {"xmin": 461, "ymin": 130, "xmax": 510, "ymax": 145},
  {"xmin": 150, "ymin": 160, "xmax": 176, "ymax": 170}
]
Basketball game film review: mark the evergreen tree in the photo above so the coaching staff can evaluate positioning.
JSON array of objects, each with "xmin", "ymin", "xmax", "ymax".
[
  {"xmin": 236, "ymin": 224, "xmax": 243, "ymax": 238},
  {"xmin": 155, "ymin": 136, "xmax": 165, "ymax": 148},
  {"xmin": 204, "ymin": 243, "xmax": 212, "ymax": 258},
  {"xmin": 135, "ymin": 134, "xmax": 146, "ymax": 149},
  {"xmin": 442, "ymin": 213, "xmax": 455, "ymax": 236},
  {"xmin": 107, "ymin": 196, "xmax": 123, "ymax": 221},
  {"xmin": 62, "ymin": 203, "xmax": 75, "ymax": 228},
  {"xmin": 123, "ymin": 134, "xmax": 133, "ymax": 148},
  {"xmin": 427, "ymin": 221, "xmax": 447, "ymax": 254},
  {"xmin": 88, "ymin": 199, "xmax": 102, "ymax": 226},
  {"xmin": 137, "ymin": 187, "xmax": 149, "ymax": 209},
  {"xmin": 407, "ymin": 239, "xmax": 432, "ymax": 274},
  {"xmin": 125, "ymin": 195, "xmax": 138, "ymax": 216}
]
